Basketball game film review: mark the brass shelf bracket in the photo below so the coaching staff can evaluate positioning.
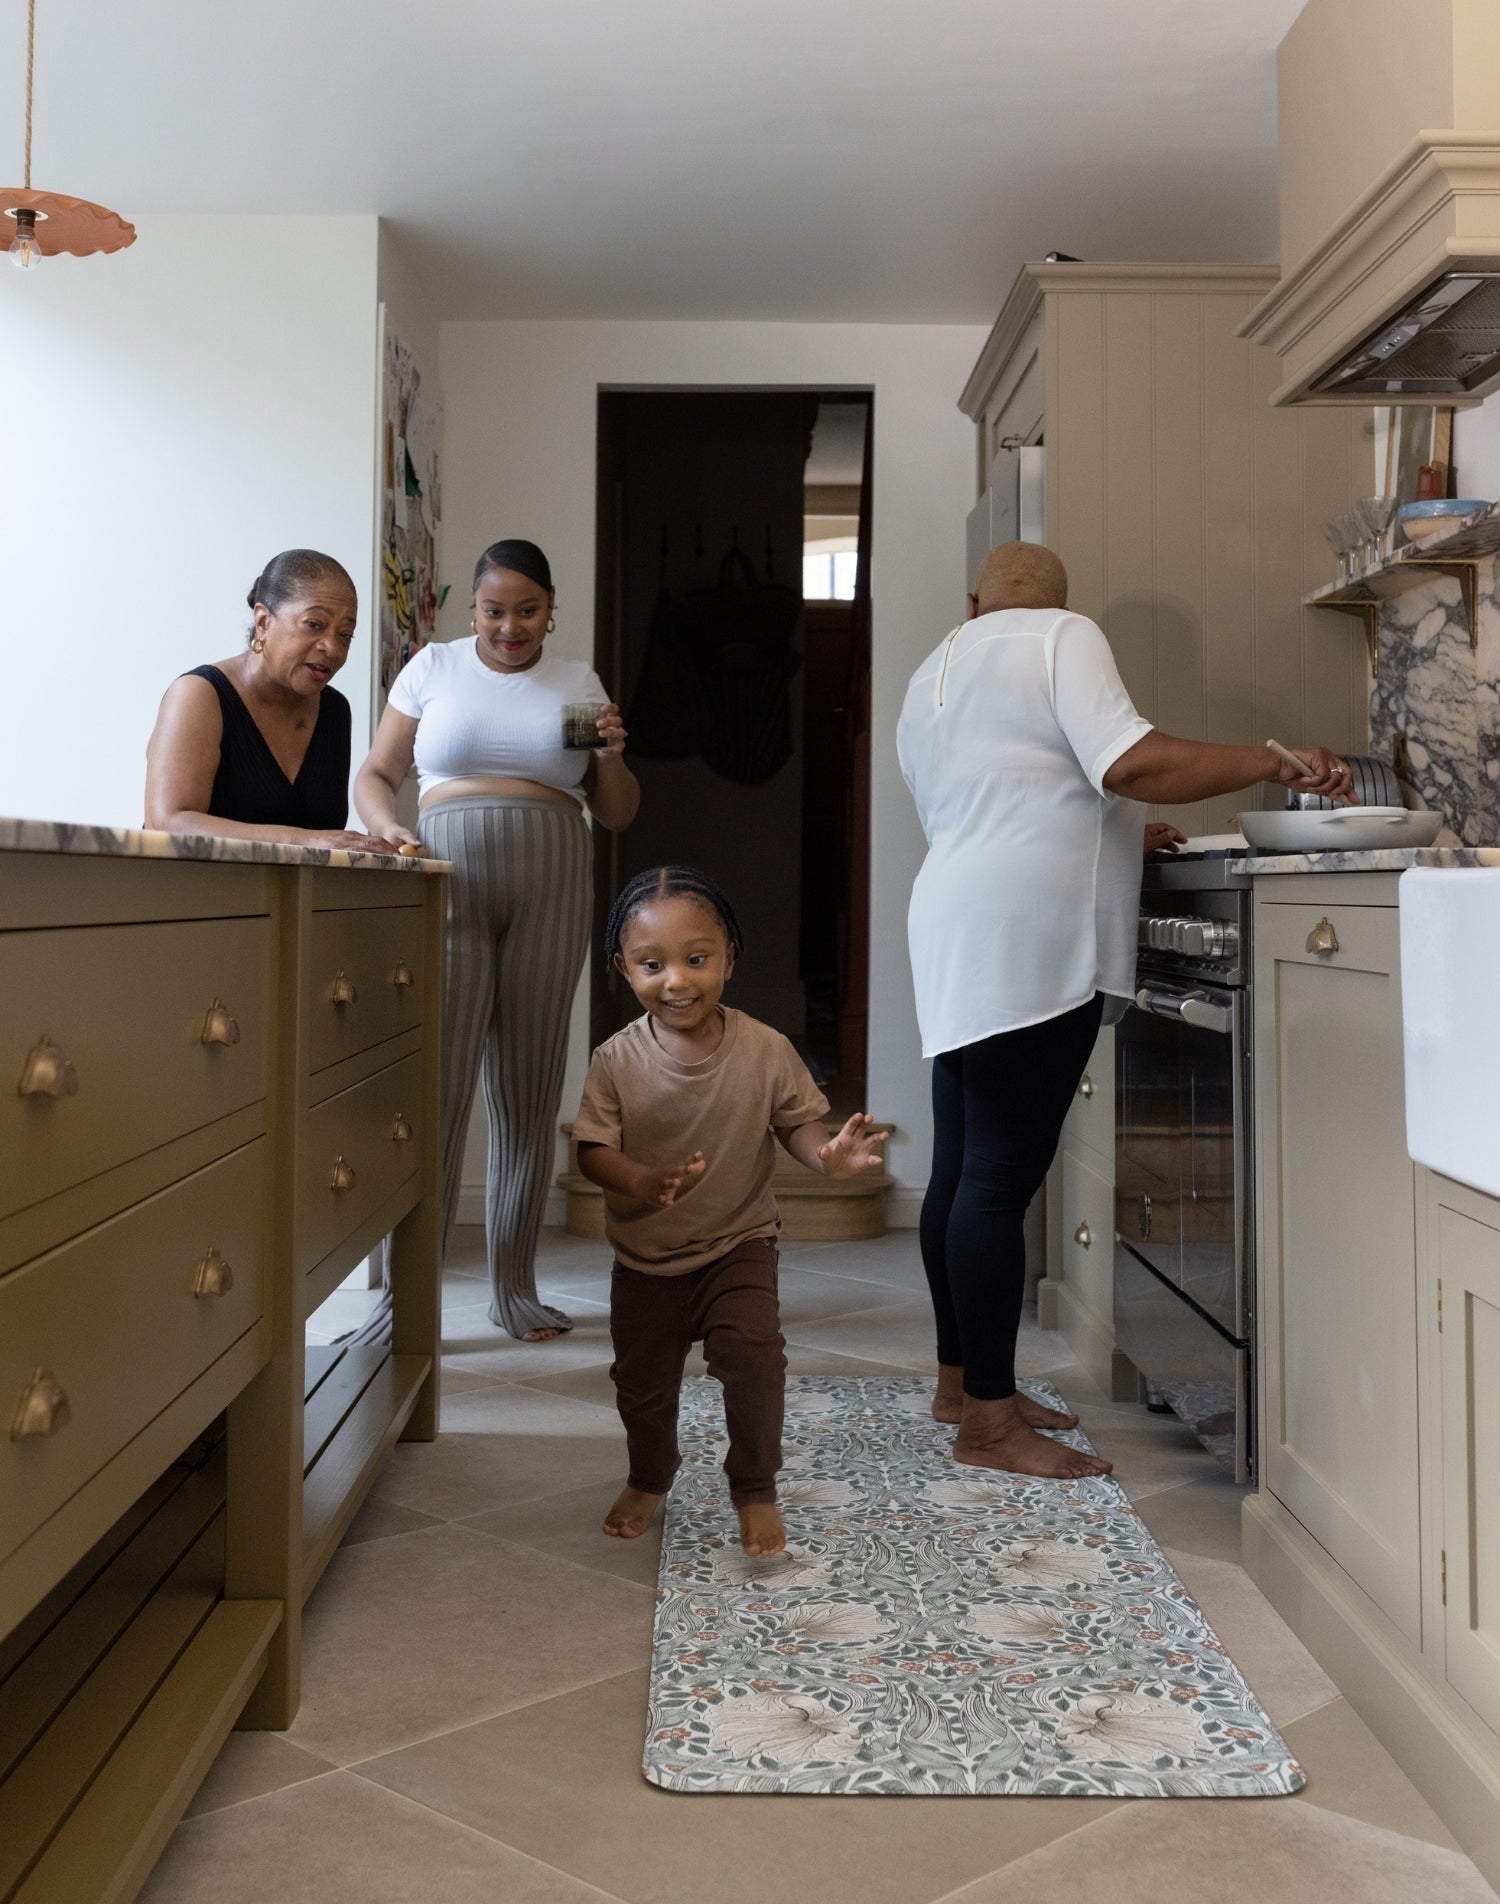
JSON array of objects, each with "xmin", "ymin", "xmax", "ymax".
[
  {"xmin": 1313, "ymin": 599, "xmax": 1380, "ymax": 676},
  {"xmin": 1398, "ymin": 559, "xmax": 1480, "ymax": 651}
]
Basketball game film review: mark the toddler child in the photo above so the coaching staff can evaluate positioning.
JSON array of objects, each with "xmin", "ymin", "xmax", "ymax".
[{"xmin": 573, "ymin": 865, "xmax": 887, "ymax": 1556}]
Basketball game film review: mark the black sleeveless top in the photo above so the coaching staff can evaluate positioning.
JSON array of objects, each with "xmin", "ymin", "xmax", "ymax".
[{"xmin": 185, "ymin": 665, "xmax": 350, "ymax": 830}]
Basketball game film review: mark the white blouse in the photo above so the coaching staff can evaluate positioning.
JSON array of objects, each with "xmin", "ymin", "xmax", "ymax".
[
  {"xmin": 897, "ymin": 608, "xmax": 1152, "ymax": 1058},
  {"xmin": 387, "ymin": 639, "xmax": 609, "ymax": 804}
]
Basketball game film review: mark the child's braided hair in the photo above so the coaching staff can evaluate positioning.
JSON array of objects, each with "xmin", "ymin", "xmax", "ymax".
[{"xmin": 604, "ymin": 865, "xmax": 745, "ymax": 963}]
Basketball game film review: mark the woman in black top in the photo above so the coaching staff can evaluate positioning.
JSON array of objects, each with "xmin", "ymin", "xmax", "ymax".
[{"xmin": 145, "ymin": 549, "xmax": 398, "ymax": 852}]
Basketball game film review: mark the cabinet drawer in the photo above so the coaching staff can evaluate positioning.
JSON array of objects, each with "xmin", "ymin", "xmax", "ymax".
[
  {"xmin": 0, "ymin": 918, "xmax": 270, "ymax": 1222},
  {"xmin": 0, "ymin": 1138, "xmax": 266, "ymax": 1566},
  {"xmin": 1062, "ymin": 1142, "xmax": 1115, "ymax": 1330},
  {"xmin": 295, "ymin": 1051, "xmax": 423, "ymax": 1274},
  {"xmin": 1063, "ymin": 1026, "xmax": 1114, "ymax": 1163},
  {"xmin": 1256, "ymin": 897, "xmax": 1400, "ymax": 976},
  {"xmin": 303, "ymin": 906, "xmax": 426, "ymax": 1077}
]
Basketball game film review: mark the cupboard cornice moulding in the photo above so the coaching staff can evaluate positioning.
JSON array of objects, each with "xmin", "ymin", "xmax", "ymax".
[
  {"xmin": 960, "ymin": 263, "xmax": 1278, "ymax": 421},
  {"xmin": 1239, "ymin": 130, "xmax": 1500, "ymax": 407}
]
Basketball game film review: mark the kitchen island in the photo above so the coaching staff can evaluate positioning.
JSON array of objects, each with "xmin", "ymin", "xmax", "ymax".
[
  {"xmin": 0, "ymin": 820, "xmax": 447, "ymax": 1904},
  {"xmin": 1239, "ymin": 844, "xmax": 1500, "ymax": 1887}
]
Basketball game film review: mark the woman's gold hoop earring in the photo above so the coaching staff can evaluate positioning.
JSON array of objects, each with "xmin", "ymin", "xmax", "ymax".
[
  {"xmin": 250, "ymin": 636, "xmax": 266, "ymax": 654},
  {"xmin": 546, "ymin": 614, "xmax": 557, "ymax": 635}
]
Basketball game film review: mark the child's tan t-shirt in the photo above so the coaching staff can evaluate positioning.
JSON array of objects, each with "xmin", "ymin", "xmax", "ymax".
[{"xmin": 572, "ymin": 1007, "xmax": 830, "ymax": 1274}]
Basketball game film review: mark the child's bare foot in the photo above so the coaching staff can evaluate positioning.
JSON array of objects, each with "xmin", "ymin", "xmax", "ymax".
[
  {"xmin": 954, "ymin": 1394, "xmax": 1112, "ymax": 1481},
  {"xmin": 603, "ymin": 1485, "xmax": 664, "ymax": 1539},
  {"xmin": 932, "ymin": 1365, "xmax": 1078, "ymax": 1431},
  {"xmin": 737, "ymin": 1502, "xmax": 786, "ymax": 1556}
]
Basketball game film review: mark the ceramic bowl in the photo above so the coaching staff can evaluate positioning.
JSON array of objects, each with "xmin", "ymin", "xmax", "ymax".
[
  {"xmin": 1397, "ymin": 500, "xmax": 1489, "ymax": 542},
  {"xmin": 1238, "ymin": 807, "xmax": 1443, "ymax": 853}
]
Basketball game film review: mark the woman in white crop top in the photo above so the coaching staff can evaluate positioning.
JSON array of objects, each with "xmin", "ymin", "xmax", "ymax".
[{"xmin": 356, "ymin": 540, "xmax": 640, "ymax": 1341}]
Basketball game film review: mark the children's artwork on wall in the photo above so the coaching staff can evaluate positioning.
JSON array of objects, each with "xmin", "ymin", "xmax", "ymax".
[{"xmin": 376, "ymin": 309, "xmax": 442, "ymax": 702}]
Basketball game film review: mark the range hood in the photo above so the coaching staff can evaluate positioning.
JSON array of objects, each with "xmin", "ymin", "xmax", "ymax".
[
  {"xmin": 1310, "ymin": 270, "xmax": 1500, "ymax": 397},
  {"xmin": 1240, "ymin": 134, "xmax": 1500, "ymax": 407}
]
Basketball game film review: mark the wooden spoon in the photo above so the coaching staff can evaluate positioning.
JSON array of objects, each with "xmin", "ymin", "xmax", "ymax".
[{"xmin": 1267, "ymin": 737, "xmax": 1353, "ymax": 807}]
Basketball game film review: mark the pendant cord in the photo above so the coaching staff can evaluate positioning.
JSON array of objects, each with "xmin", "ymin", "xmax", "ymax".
[{"xmin": 24, "ymin": 0, "xmax": 35, "ymax": 188}]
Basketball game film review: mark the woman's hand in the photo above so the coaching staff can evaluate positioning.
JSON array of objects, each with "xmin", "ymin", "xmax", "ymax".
[
  {"xmin": 1144, "ymin": 823, "xmax": 1188, "ymax": 859},
  {"xmin": 387, "ymin": 825, "xmax": 423, "ymax": 850},
  {"xmin": 1270, "ymin": 746, "xmax": 1356, "ymax": 802},
  {"xmin": 594, "ymin": 703, "xmax": 628, "ymax": 757},
  {"xmin": 305, "ymin": 830, "xmax": 402, "ymax": 855},
  {"xmin": 817, "ymin": 1114, "xmax": 889, "ymax": 1180}
]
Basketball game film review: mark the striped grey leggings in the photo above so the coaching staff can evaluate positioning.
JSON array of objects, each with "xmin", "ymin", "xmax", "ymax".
[{"xmin": 420, "ymin": 795, "xmax": 593, "ymax": 1337}]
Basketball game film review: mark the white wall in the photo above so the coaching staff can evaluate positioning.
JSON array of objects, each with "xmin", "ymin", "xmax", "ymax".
[
  {"xmin": 0, "ymin": 214, "xmax": 380, "ymax": 828},
  {"xmin": 1455, "ymin": 390, "xmax": 1500, "ymax": 505},
  {"xmin": 438, "ymin": 319, "xmax": 987, "ymax": 1204}
]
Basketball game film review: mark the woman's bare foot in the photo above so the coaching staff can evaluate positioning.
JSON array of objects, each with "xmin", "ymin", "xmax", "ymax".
[
  {"xmin": 932, "ymin": 1365, "xmax": 1078, "ymax": 1431},
  {"xmin": 954, "ymin": 1394, "xmax": 1112, "ymax": 1480},
  {"xmin": 521, "ymin": 1326, "xmax": 562, "ymax": 1342},
  {"xmin": 603, "ymin": 1485, "xmax": 664, "ymax": 1538},
  {"xmin": 737, "ymin": 1502, "xmax": 786, "ymax": 1556}
]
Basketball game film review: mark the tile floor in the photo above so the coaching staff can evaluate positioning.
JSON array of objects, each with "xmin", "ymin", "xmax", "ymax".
[{"xmin": 141, "ymin": 1230, "xmax": 1499, "ymax": 1904}]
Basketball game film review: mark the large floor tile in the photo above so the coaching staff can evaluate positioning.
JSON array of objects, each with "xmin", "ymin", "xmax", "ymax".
[
  {"xmin": 338, "ymin": 1493, "xmax": 444, "ymax": 1549},
  {"xmin": 775, "ymin": 1264, "xmax": 919, "ymax": 1325},
  {"xmin": 934, "ymin": 1786, "xmax": 1498, "ymax": 1904},
  {"xmin": 1159, "ymin": 1546, "xmax": 1338, "ymax": 1729},
  {"xmin": 369, "ymin": 1381, "xmax": 626, "ymax": 1521},
  {"xmin": 143, "ymin": 1769, "xmax": 627, "ymax": 1904},
  {"xmin": 443, "ymin": 1300, "xmax": 618, "ymax": 1382},
  {"xmin": 1070, "ymin": 1398, "xmax": 1220, "ymax": 1502},
  {"xmin": 359, "ymin": 1668, "xmax": 1124, "ymax": 1904},
  {"xmin": 183, "ymin": 1732, "xmax": 335, "ymax": 1818},
  {"xmin": 784, "ymin": 1298, "xmax": 942, "ymax": 1371},
  {"xmin": 1283, "ymin": 1696, "xmax": 1465, "ymax": 1851},
  {"xmin": 464, "ymin": 1480, "xmax": 665, "ymax": 1588},
  {"xmin": 1132, "ymin": 1473, "xmax": 1248, "ymax": 1564},
  {"xmin": 287, "ymin": 1521, "xmax": 653, "ymax": 1764},
  {"xmin": 778, "ymin": 1232, "xmax": 929, "ymax": 1293}
]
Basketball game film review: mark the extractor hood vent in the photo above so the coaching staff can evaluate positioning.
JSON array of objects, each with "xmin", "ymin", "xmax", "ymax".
[{"xmin": 1311, "ymin": 272, "xmax": 1500, "ymax": 396}]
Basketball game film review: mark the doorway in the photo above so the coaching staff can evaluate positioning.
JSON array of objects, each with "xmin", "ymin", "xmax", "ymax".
[{"xmin": 592, "ymin": 389, "xmax": 873, "ymax": 1107}]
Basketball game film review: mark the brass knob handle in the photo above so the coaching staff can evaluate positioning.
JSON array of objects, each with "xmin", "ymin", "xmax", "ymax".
[
  {"xmin": 199, "ymin": 998, "xmax": 241, "ymax": 1046},
  {"xmin": 192, "ymin": 1245, "xmax": 235, "ymax": 1298},
  {"xmin": 330, "ymin": 1155, "xmax": 356, "ymax": 1192},
  {"xmin": 11, "ymin": 1368, "xmax": 70, "ymax": 1441},
  {"xmin": 1306, "ymin": 917, "xmax": 1340, "ymax": 956},
  {"xmin": 18, "ymin": 1035, "xmax": 79, "ymax": 1099},
  {"xmin": 1076, "ymin": 1073, "xmax": 1094, "ymax": 1099},
  {"xmin": 331, "ymin": 970, "xmax": 358, "ymax": 1007},
  {"xmin": 1073, "ymin": 1221, "xmax": 1093, "ymax": 1249},
  {"xmin": 391, "ymin": 1112, "xmax": 413, "ymax": 1142},
  {"xmin": 392, "ymin": 960, "xmax": 415, "ymax": 991}
]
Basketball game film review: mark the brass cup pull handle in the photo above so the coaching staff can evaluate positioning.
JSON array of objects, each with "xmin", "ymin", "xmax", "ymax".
[
  {"xmin": 200, "ymin": 998, "xmax": 241, "ymax": 1046},
  {"xmin": 391, "ymin": 1112, "xmax": 413, "ymax": 1143},
  {"xmin": 11, "ymin": 1368, "xmax": 70, "ymax": 1441},
  {"xmin": 192, "ymin": 1246, "xmax": 234, "ymax": 1298},
  {"xmin": 1306, "ymin": 917, "xmax": 1340, "ymax": 956},
  {"xmin": 1073, "ymin": 1221, "xmax": 1093, "ymax": 1249},
  {"xmin": 18, "ymin": 1035, "xmax": 79, "ymax": 1099},
  {"xmin": 1076, "ymin": 1073, "xmax": 1094, "ymax": 1099},
  {"xmin": 392, "ymin": 960, "xmax": 415, "ymax": 991},
  {"xmin": 330, "ymin": 1155, "xmax": 356, "ymax": 1193},
  {"xmin": 331, "ymin": 971, "xmax": 358, "ymax": 1007}
]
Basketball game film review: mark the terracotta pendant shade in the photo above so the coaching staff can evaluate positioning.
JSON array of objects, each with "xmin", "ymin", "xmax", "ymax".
[{"xmin": 2, "ymin": 187, "xmax": 135, "ymax": 257}]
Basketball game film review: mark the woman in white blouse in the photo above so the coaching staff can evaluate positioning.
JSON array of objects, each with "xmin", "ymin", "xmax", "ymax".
[
  {"xmin": 897, "ymin": 541, "xmax": 1349, "ymax": 1479},
  {"xmin": 357, "ymin": 540, "xmax": 640, "ymax": 1340}
]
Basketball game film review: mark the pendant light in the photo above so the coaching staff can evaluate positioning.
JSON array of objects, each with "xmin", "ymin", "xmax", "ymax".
[{"xmin": 4, "ymin": 0, "xmax": 135, "ymax": 270}]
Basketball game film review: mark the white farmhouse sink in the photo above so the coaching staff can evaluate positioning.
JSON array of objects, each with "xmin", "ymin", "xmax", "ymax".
[{"xmin": 1400, "ymin": 868, "xmax": 1500, "ymax": 1196}]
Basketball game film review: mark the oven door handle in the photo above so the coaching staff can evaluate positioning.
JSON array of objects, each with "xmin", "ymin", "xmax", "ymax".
[{"xmin": 1134, "ymin": 986, "xmax": 1233, "ymax": 1035}]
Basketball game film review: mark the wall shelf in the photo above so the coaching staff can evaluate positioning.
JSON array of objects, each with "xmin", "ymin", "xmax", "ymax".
[{"xmin": 1304, "ymin": 502, "xmax": 1500, "ymax": 675}]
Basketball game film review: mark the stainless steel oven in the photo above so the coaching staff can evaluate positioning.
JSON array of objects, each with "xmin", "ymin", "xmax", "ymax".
[{"xmin": 1114, "ymin": 856, "xmax": 1254, "ymax": 1481}]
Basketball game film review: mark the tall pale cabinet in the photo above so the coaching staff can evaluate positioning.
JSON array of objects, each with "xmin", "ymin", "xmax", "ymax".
[{"xmin": 957, "ymin": 262, "xmax": 1372, "ymax": 1389}]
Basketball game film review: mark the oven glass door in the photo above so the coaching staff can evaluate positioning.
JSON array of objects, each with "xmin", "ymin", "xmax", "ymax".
[{"xmin": 1115, "ymin": 978, "xmax": 1246, "ymax": 1339}]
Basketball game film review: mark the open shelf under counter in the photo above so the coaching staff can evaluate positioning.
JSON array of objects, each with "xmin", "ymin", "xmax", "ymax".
[{"xmin": 1304, "ymin": 501, "xmax": 1500, "ymax": 673}]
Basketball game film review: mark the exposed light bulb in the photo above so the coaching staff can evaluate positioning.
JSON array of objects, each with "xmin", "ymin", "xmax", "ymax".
[{"xmin": 8, "ymin": 210, "xmax": 41, "ymax": 270}]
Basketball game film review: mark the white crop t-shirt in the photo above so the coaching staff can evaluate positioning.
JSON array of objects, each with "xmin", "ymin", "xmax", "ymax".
[{"xmin": 387, "ymin": 639, "xmax": 609, "ymax": 804}]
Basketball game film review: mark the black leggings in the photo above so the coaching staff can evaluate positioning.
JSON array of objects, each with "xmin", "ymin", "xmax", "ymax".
[{"xmin": 919, "ymin": 994, "xmax": 1105, "ymax": 1401}]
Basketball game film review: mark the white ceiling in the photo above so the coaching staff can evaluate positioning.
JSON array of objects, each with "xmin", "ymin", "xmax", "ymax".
[{"xmin": 0, "ymin": 0, "xmax": 1303, "ymax": 321}]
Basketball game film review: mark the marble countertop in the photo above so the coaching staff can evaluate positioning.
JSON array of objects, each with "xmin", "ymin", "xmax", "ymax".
[
  {"xmin": 0, "ymin": 816, "xmax": 449, "ymax": 872},
  {"xmin": 1231, "ymin": 846, "xmax": 1500, "ymax": 875}
]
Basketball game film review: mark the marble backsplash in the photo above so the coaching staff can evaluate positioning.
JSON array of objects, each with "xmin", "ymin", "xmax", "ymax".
[{"xmin": 1369, "ymin": 552, "xmax": 1500, "ymax": 847}]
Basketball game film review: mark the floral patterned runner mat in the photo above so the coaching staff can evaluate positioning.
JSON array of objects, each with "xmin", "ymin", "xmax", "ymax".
[{"xmin": 645, "ymin": 1375, "xmax": 1304, "ymax": 1796}]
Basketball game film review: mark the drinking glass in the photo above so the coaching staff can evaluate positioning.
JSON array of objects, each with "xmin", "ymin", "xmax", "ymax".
[
  {"xmin": 561, "ymin": 702, "xmax": 606, "ymax": 750},
  {"xmin": 1323, "ymin": 514, "xmax": 1361, "ymax": 586},
  {"xmin": 1356, "ymin": 495, "xmax": 1398, "ymax": 568}
]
